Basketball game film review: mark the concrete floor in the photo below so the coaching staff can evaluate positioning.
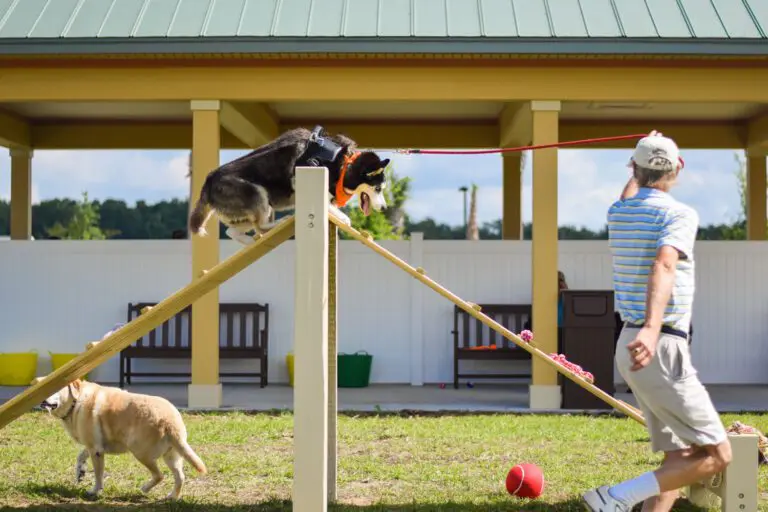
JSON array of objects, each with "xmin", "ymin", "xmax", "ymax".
[{"xmin": 3, "ymin": 382, "xmax": 768, "ymax": 414}]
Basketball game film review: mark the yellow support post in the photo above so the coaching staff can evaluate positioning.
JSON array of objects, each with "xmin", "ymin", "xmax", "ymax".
[
  {"xmin": 502, "ymin": 152, "xmax": 523, "ymax": 240},
  {"xmin": 529, "ymin": 101, "xmax": 561, "ymax": 409},
  {"xmin": 0, "ymin": 218, "xmax": 295, "ymax": 430},
  {"xmin": 189, "ymin": 100, "xmax": 222, "ymax": 409},
  {"xmin": 9, "ymin": 148, "xmax": 32, "ymax": 240},
  {"xmin": 746, "ymin": 153, "xmax": 767, "ymax": 241}
]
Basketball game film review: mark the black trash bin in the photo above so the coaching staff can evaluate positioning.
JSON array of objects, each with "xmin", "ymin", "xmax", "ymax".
[{"xmin": 558, "ymin": 289, "xmax": 616, "ymax": 410}]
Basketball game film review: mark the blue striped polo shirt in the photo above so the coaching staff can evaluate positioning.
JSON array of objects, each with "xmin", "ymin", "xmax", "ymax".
[{"xmin": 607, "ymin": 187, "xmax": 698, "ymax": 333}]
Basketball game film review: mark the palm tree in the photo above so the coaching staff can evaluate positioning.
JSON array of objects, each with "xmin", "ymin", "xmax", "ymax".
[{"xmin": 466, "ymin": 183, "xmax": 479, "ymax": 240}]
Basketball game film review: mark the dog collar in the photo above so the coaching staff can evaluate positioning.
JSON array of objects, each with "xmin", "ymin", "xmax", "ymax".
[
  {"xmin": 58, "ymin": 383, "xmax": 78, "ymax": 421},
  {"xmin": 335, "ymin": 151, "xmax": 360, "ymax": 208}
]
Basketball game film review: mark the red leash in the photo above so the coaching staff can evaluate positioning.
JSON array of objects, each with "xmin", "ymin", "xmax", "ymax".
[{"xmin": 395, "ymin": 133, "xmax": 647, "ymax": 155}]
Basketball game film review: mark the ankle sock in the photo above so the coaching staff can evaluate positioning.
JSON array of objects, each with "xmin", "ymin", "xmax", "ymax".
[{"xmin": 608, "ymin": 471, "xmax": 661, "ymax": 506}]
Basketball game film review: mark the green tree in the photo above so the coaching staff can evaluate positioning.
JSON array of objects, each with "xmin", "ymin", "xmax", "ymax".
[{"xmin": 45, "ymin": 191, "xmax": 119, "ymax": 240}]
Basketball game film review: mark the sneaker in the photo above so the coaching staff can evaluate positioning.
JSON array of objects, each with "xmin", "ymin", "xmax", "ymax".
[{"xmin": 582, "ymin": 485, "xmax": 631, "ymax": 511}]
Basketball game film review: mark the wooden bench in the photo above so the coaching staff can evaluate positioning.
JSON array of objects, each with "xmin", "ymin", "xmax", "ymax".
[
  {"xmin": 452, "ymin": 304, "xmax": 533, "ymax": 389},
  {"xmin": 119, "ymin": 302, "xmax": 269, "ymax": 388}
]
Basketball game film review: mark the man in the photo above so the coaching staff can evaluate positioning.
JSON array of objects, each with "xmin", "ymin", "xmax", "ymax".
[{"xmin": 582, "ymin": 131, "xmax": 731, "ymax": 511}]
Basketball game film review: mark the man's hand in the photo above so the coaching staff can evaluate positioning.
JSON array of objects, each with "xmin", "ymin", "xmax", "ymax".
[{"xmin": 627, "ymin": 326, "xmax": 660, "ymax": 371}]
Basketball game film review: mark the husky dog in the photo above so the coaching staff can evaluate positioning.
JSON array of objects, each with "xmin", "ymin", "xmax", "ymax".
[
  {"xmin": 189, "ymin": 126, "xmax": 390, "ymax": 244},
  {"xmin": 36, "ymin": 377, "xmax": 206, "ymax": 501}
]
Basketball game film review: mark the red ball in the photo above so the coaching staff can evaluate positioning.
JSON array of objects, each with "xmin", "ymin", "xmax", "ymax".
[{"xmin": 505, "ymin": 463, "xmax": 544, "ymax": 498}]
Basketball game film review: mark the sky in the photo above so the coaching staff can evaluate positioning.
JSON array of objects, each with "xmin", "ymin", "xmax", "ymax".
[{"xmin": 0, "ymin": 146, "xmax": 747, "ymax": 231}]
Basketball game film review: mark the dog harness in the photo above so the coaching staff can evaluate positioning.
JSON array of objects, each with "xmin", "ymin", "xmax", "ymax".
[
  {"xmin": 334, "ymin": 152, "xmax": 361, "ymax": 208},
  {"xmin": 302, "ymin": 125, "xmax": 360, "ymax": 208}
]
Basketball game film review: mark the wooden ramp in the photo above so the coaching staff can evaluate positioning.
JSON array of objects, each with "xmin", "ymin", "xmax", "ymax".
[
  {"xmin": 0, "ymin": 217, "xmax": 295, "ymax": 430},
  {"xmin": 327, "ymin": 212, "xmax": 646, "ymax": 424}
]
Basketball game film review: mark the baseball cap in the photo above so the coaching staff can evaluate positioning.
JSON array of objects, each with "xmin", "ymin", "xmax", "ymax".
[{"xmin": 628, "ymin": 134, "xmax": 684, "ymax": 171}]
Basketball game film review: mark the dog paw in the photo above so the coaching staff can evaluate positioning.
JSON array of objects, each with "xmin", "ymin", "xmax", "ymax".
[{"xmin": 85, "ymin": 488, "xmax": 102, "ymax": 499}]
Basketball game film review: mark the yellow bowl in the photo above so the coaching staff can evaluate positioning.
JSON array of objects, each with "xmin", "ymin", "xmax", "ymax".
[
  {"xmin": 50, "ymin": 352, "xmax": 89, "ymax": 380},
  {"xmin": 286, "ymin": 353, "xmax": 294, "ymax": 387},
  {"xmin": 0, "ymin": 352, "xmax": 38, "ymax": 386}
]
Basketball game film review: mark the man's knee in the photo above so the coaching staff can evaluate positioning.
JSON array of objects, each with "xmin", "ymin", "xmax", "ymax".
[{"xmin": 705, "ymin": 440, "xmax": 732, "ymax": 472}]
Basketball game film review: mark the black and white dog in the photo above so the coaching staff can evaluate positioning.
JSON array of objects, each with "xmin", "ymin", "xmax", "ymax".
[{"xmin": 189, "ymin": 126, "xmax": 390, "ymax": 244}]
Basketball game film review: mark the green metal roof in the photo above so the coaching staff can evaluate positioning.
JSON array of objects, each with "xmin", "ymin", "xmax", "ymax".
[{"xmin": 0, "ymin": 0, "xmax": 765, "ymax": 55}]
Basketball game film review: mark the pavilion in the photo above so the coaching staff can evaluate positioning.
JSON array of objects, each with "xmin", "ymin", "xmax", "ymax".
[{"xmin": 0, "ymin": 0, "xmax": 766, "ymax": 409}]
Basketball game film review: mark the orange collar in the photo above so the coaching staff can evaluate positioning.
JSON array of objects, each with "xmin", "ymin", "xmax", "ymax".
[{"xmin": 334, "ymin": 151, "xmax": 360, "ymax": 208}]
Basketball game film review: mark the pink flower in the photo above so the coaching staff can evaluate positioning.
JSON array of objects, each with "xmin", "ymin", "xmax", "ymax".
[{"xmin": 520, "ymin": 330, "xmax": 534, "ymax": 342}]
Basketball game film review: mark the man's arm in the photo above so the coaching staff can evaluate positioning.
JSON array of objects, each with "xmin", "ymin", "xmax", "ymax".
[
  {"xmin": 643, "ymin": 246, "xmax": 678, "ymax": 331},
  {"xmin": 644, "ymin": 208, "xmax": 698, "ymax": 331}
]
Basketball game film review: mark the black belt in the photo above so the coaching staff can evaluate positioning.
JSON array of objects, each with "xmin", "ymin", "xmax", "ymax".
[{"xmin": 625, "ymin": 322, "xmax": 688, "ymax": 340}]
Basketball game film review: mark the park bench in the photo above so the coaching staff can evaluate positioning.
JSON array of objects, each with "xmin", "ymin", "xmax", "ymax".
[
  {"xmin": 452, "ymin": 303, "xmax": 533, "ymax": 389},
  {"xmin": 119, "ymin": 301, "xmax": 269, "ymax": 389}
]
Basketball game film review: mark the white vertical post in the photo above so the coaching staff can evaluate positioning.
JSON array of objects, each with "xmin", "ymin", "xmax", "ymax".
[
  {"xmin": 721, "ymin": 434, "xmax": 758, "ymax": 512},
  {"xmin": 409, "ymin": 232, "xmax": 425, "ymax": 386},
  {"xmin": 686, "ymin": 433, "xmax": 759, "ymax": 512},
  {"xmin": 293, "ymin": 166, "xmax": 330, "ymax": 512}
]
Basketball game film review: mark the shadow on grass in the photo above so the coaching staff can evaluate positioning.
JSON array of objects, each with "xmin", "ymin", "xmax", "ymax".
[{"xmin": 0, "ymin": 495, "xmax": 709, "ymax": 512}]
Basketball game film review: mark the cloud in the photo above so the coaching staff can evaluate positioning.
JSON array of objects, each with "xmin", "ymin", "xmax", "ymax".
[
  {"xmin": 407, "ymin": 186, "xmax": 503, "ymax": 227},
  {"xmin": 0, "ymin": 148, "xmax": 191, "ymax": 205},
  {"xmin": 0, "ymin": 146, "xmax": 746, "ymax": 230}
]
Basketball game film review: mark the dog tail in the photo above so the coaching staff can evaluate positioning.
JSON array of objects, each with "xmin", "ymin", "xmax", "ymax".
[
  {"xmin": 189, "ymin": 176, "xmax": 214, "ymax": 236},
  {"xmin": 170, "ymin": 436, "xmax": 208, "ymax": 475}
]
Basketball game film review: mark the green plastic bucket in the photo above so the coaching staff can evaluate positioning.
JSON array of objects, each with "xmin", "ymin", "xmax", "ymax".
[{"xmin": 337, "ymin": 351, "xmax": 373, "ymax": 388}]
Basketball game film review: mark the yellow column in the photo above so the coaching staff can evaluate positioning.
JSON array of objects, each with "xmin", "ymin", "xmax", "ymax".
[
  {"xmin": 529, "ymin": 100, "xmax": 561, "ymax": 409},
  {"xmin": 746, "ymin": 154, "xmax": 767, "ymax": 241},
  {"xmin": 502, "ymin": 152, "xmax": 523, "ymax": 240},
  {"xmin": 9, "ymin": 148, "xmax": 32, "ymax": 240},
  {"xmin": 188, "ymin": 100, "xmax": 222, "ymax": 409}
]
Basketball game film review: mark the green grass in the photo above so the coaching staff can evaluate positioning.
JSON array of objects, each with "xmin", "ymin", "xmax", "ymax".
[{"xmin": 0, "ymin": 410, "xmax": 766, "ymax": 511}]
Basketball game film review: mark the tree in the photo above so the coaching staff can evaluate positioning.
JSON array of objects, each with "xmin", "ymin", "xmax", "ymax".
[
  {"xmin": 343, "ymin": 165, "xmax": 412, "ymax": 240},
  {"xmin": 45, "ymin": 191, "xmax": 119, "ymax": 240}
]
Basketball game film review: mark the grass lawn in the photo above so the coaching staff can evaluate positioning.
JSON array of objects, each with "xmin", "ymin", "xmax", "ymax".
[{"xmin": 0, "ymin": 410, "xmax": 766, "ymax": 511}]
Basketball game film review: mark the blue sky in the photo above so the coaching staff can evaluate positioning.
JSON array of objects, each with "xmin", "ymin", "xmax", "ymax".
[{"xmin": 0, "ymin": 146, "xmax": 746, "ymax": 231}]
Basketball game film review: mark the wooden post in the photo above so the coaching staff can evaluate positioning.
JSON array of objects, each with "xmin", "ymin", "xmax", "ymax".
[
  {"xmin": 502, "ymin": 152, "xmax": 523, "ymax": 240},
  {"xmin": 189, "ymin": 100, "xmax": 222, "ymax": 409},
  {"xmin": 9, "ymin": 148, "xmax": 32, "ymax": 240},
  {"xmin": 746, "ymin": 154, "xmax": 767, "ymax": 240},
  {"xmin": 293, "ymin": 166, "xmax": 330, "ymax": 512},
  {"xmin": 529, "ymin": 100, "xmax": 561, "ymax": 410},
  {"xmin": 327, "ymin": 221, "xmax": 338, "ymax": 502}
]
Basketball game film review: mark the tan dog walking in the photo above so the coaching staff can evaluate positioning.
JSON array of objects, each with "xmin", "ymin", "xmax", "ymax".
[{"xmin": 35, "ymin": 375, "xmax": 206, "ymax": 501}]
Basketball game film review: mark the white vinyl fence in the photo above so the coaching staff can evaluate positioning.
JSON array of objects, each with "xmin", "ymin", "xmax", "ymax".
[{"xmin": 0, "ymin": 237, "xmax": 766, "ymax": 386}]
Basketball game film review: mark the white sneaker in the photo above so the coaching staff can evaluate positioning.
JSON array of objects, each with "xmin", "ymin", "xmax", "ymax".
[{"xmin": 582, "ymin": 485, "xmax": 631, "ymax": 511}]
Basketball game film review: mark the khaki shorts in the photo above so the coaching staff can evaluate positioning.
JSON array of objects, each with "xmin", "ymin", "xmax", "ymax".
[{"xmin": 616, "ymin": 325, "xmax": 728, "ymax": 453}]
